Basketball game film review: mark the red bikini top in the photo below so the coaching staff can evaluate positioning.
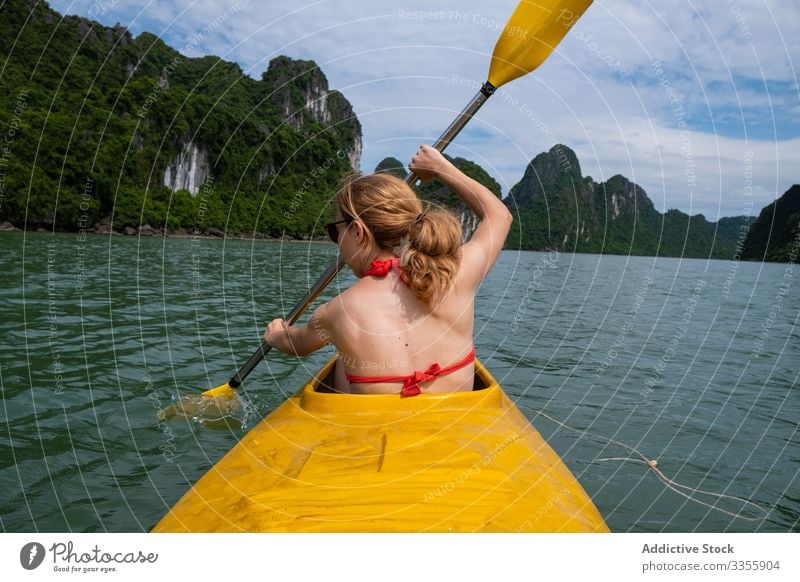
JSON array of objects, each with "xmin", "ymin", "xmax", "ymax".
[
  {"xmin": 346, "ymin": 258, "xmax": 475, "ymax": 397},
  {"xmin": 345, "ymin": 348, "xmax": 476, "ymax": 397}
]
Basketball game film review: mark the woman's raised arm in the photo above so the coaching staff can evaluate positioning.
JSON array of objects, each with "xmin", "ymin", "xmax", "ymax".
[{"xmin": 409, "ymin": 145, "xmax": 512, "ymax": 291}]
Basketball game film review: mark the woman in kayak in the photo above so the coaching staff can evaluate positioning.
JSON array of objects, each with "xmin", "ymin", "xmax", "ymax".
[{"xmin": 264, "ymin": 144, "xmax": 512, "ymax": 395}]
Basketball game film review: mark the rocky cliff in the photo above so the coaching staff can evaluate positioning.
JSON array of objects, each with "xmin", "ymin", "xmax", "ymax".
[
  {"xmin": 0, "ymin": 1, "xmax": 783, "ymax": 255},
  {"xmin": 505, "ymin": 144, "xmax": 754, "ymax": 259},
  {"xmin": 741, "ymin": 185, "xmax": 800, "ymax": 262},
  {"xmin": 0, "ymin": 0, "xmax": 361, "ymax": 237}
]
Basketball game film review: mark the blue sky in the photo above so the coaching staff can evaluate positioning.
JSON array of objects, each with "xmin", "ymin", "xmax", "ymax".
[{"xmin": 49, "ymin": 0, "xmax": 800, "ymax": 219}]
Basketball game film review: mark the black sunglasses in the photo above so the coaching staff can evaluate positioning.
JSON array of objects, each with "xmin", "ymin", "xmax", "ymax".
[{"xmin": 325, "ymin": 217, "xmax": 353, "ymax": 244}]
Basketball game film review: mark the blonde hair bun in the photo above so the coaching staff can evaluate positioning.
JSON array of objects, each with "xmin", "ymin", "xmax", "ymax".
[{"xmin": 337, "ymin": 173, "xmax": 462, "ymax": 303}]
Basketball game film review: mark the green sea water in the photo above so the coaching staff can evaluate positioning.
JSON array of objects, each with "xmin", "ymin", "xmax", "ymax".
[{"xmin": 1, "ymin": 231, "xmax": 797, "ymax": 532}]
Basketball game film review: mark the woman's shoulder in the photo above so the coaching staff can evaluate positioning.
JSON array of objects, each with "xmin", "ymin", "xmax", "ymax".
[{"xmin": 324, "ymin": 279, "xmax": 372, "ymax": 316}]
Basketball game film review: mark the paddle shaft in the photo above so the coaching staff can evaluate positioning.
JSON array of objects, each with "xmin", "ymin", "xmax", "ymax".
[
  {"xmin": 226, "ymin": 82, "xmax": 497, "ymax": 390},
  {"xmin": 404, "ymin": 82, "xmax": 497, "ymax": 185},
  {"xmin": 228, "ymin": 258, "xmax": 344, "ymax": 388}
]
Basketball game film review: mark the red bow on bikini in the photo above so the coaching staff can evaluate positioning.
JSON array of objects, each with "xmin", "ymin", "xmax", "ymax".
[{"xmin": 401, "ymin": 364, "xmax": 442, "ymax": 397}]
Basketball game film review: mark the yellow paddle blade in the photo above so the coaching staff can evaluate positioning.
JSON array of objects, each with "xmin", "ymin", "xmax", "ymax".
[
  {"xmin": 201, "ymin": 383, "xmax": 237, "ymax": 399},
  {"xmin": 488, "ymin": 0, "xmax": 593, "ymax": 88},
  {"xmin": 160, "ymin": 394, "xmax": 244, "ymax": 428}
]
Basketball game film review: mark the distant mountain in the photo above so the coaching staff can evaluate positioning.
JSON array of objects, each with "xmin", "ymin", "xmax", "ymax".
[
  {"xmin": 0, "ymin": 0, "xmax": 360, "ymax": 237},
  {"xmin": 504, "ymin": 144, "xmax": 755, "ymax": 259},
  {"xmin": 741, "ymin": 185, "xmax": 800, "ymax": 262},
  {"xmin": 374, "ymin": 157, "xmax": 407, "ymax": 179}
]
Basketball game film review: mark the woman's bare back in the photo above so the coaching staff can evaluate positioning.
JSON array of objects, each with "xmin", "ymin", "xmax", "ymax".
[{"xmin": 327, "ymin": 256, "xmax": 476, "ymax": 394}]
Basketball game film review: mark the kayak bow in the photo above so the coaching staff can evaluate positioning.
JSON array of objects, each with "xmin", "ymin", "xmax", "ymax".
[{"xmin": 154, "ymin": 357, "xmax": 608, "ymax": 532}]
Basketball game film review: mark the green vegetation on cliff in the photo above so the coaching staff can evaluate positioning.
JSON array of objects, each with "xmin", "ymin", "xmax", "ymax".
[
  {"xmin": 504, "ymin": 145, "xmax": 755, "ymax": 259},
  {"xmin": 0, "ymin": 0, "xmax": 360, "ymax": 237},
  {"xmin": 741, "ymin": 185, "xmax": 800, "ymax": 262},
  {"xmin": 1, "ymin": 2, "xmax": 790, "ymax": 260},
  {"xmin": 374, "ymin": 157, "xmax": 407, "ymax": 179}
]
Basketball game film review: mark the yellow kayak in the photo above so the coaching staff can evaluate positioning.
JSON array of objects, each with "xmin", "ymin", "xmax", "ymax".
[{"xmin": 153, "ymin": 357, "xmax": 609, "ymax": 532}]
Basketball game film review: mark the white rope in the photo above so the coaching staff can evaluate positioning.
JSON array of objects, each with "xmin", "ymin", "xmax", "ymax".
[{"xmin": 521, "ymin": 406, "xmax": 769, "ymax": 522}]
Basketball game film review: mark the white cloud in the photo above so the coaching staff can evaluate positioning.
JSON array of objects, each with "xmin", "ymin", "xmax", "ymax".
[{"xmin": 49, "ymin": 0, "xmax": 800, "ymax": 218}]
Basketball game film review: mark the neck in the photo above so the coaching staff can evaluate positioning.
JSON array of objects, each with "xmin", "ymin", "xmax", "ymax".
[{"xmin": 372, "ymin": 251, "xmax": 397, "ymax": 261}]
